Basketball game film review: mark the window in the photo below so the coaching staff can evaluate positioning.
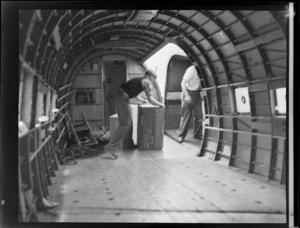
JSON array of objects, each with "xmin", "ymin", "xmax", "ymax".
[{"xmin": 75, "ymin": 89, "xmax": 96, "ymax": 104}]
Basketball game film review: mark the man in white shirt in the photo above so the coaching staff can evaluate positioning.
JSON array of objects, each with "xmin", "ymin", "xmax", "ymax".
[{"xmin": 178, "ymin": 65, "xmax": 203, "ymax": 143}]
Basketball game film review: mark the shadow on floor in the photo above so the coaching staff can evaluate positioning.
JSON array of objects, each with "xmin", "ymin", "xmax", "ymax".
[{"xmin": 164, "ymin": 128, "xmax": 202, "ymax": 153}]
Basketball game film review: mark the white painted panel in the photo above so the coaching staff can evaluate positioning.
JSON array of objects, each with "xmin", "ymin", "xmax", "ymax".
[
  {"xmin": 275, "ymin": 87, "xmax": 286, "ymax": 114},
  {"xmin": 130, "ymin": 104, "xmax": 138, "ymax": 145},
  {"xmin": 36, "ymin": 90, "xmax": 44, "ymax": 122},
  {"xmin": 235, "ymin": 87, "xmax": 250, "ymax": 113}
]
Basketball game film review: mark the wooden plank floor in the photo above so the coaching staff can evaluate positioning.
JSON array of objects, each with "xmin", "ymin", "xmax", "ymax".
[{"xmin": 47, "ymin": 135, "xmax": 286, "ymax": 223}]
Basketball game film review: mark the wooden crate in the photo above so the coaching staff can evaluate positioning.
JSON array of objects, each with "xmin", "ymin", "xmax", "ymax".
[{"xmin": 138, "ymin": 104, "xmax": 164, "ymax": 150}]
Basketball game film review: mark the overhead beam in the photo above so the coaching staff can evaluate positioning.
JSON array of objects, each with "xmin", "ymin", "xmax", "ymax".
[{"xmin": 96, "ymin": 41, "xmax": 146, "ymax": 49}]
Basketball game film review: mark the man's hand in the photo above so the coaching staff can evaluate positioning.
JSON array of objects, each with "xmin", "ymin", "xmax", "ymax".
[
  {"xmin": 184, "ymin": 95, "xmax": 192, "ymax": 104},
  {"xmin": 160, "ymin": 103, "xmax": 166, "ymax": 108}
]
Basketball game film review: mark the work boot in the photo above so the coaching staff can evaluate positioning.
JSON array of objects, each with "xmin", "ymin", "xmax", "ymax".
[
  {"xmin": 100, "ymin": 150, "xmax": 118, "ymax": 159},
  {"xmin": 177, "ymin": 136, "xmax": 183, "ymax": 143},
  {"xmin": 42, "ymin": 197, "xmax": 59, "ymax": 209},
  {"xmin": 109, "ymin": 152, "xmax": 118, "ymax": 159}
]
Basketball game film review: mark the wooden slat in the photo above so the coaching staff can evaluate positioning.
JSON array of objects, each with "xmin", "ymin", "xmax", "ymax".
[
  {"xmin": 57, "ymin": 91, "xmax": 72, "ymax": 103},
  {"xmin": 58, "ymin": 101, "xmax": 70, "ymax": 112},
  {"xmin": 68, "ymin": 114, "xmax": 82, "ymax": 147},
  {"xmin": 29, "ymin": 135, "xmax": 52, "ymax": 162},
  {"xmin": 81, "ymin": 112, "xmax": 98, "ymax": 145},
  {"xmin": 58, "ymin": 83, "xmax": 73, "ymax": 92}
]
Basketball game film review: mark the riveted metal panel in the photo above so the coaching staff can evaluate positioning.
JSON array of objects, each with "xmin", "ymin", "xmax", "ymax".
[
  {"xmin": 190, "ymin": 30, "xmax": 204, "ymax": 41},
  {"xmin": 226, "ymin": 56, "xmax": 243, "ymax": 68},
  {"xmin": 229, "ymin": 21, "xmax": 249, "ymax": 41},
  {"xmin": 169, "ymin": 17, "xmax": 184, "ymax": 28},
  {"xmin": 249, "ymin": 65, "xmax": 266, "ymax": 80},
  {"xmin": 212, "ymin": 31, "xmax": 230, "ymax": 45},
  {"xmin": 231, "ymin": 69, "xmax": 247, "ymax": 83},
  {"xmin": 265, "ymin": 49, "xmax": 286, "ymax": 62},
  {"xmin": 219, "ymin": 88, "xmax": 231, "ymax": 113},
  {"xmin": 217, "ymin": 11, "xmax": 237, "ymax": 26},
  {"xmin": 235, "ymin": 147, "xmax": 251, "ymax": 169},
  {"xmin": 216, "ymin": 72, "xmax": 228, "ymax": 85},
  {"xmin": 180, "ymin": 10, "xmax": 197, "ymax": 18},
  {"xmin": 219, "ymin": 141, "xmax": 232, "ymax": 161},
  {"xmin": 199, "ymin": 55, "xmax": 207, "ymax": 65},
  {"xmin": 202, "ymin": 21, "xmax": 220, "ymax": 34},
  {"xmin": 207, "ymin": 50, "xmax": 219, "ymax": 62},
  {"xmin": 213, "ymin": 61, "xmax": 225, "ymax": 73},
  {"xmin": 252, "ymin": 91, "xmax": 270, "ymax": 105},
  {"xmin": 272, "ymin": 118, "xmax": 286, "ymax": 137},
  {"xmin": 220, "ymin": 42, "xmax": 236, "ymax": 57},
  {"xmin": 223, "ymin": 117, "xmax": 233, "ymax": 129},
  {"xmin": 236, "ymin": 117, "xmax": 252, "ymax": 132},
  {"xmin": 198, "ymin": 39, "xmax": 211, "ymax": 52},
  {"xmin": 191, "ymin": 45, "xmax": 201, "ymax": 55},
  {"xmin": 204, "ymin": 67, "xmax": 215, "ymax": 87},
  {"xmin": 181, "ymin": 37, "xmax": 193, "ymax": 47},
  {"xmin": 191, "ymin": 12, "xmax": 209, "ymax": 24},
  {"xmin": 252, "ymin": 120, "xmax": 272, "ymax": 134},
  {"xmin": 246, "ymin": 11, "xmax": 274, "ymax": 31},
  {"xmin": 273, "ymin": 138, "xmax": 285, "ymax": 181},
  {"xmin": 253, "ymin": 149, "xmax": 271, "ymax": 177},
  {"xmin": 244, "ymin": 49, "xmax": 262, "ymax": 65}
]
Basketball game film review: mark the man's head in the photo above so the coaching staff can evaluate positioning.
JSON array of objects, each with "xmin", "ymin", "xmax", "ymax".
[{"xmin": 144, "ymin": 69, "xmax": 157, "ymax": 82}]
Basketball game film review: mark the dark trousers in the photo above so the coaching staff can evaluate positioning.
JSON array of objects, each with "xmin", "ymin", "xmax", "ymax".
[
  {"xmin": 105, "ymin": 89, "xmax": 134, "ymax": 153},
  {"xmin": 178, "ymin": 90, "xmax": 203, "ymax": 139}
]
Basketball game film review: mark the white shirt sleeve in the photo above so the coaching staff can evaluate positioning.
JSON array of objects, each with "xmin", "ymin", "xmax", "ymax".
[
  {"xmin": 182, "ymin": 66, "xmax": 201, "ymax": 91},
  {"xmin": 183, "ymin": 66, "xmax": 194, "ymax": 82}
]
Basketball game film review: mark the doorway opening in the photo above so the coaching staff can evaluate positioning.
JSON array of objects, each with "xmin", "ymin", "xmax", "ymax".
[
  {"xmin": 143, "ymin": 43, "xmax": 205, "ymax": 152},
  {"xmin": 102, "ymin": 60, "xmax": 127, "ymax": 128}
]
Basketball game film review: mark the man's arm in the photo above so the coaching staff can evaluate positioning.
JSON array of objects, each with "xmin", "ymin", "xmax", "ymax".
[
  {"xmin": 136, "ymin": 94, "xmax": 147, "ymax": 104},
  {"xmin": 181, "ymin": 79, "xmax": 189, "ymax": 97},
  {"xmin": 146, "ymin": 92, "xmax": 165, "ymax": 107},
  {"xmin": 142, "ymin": 80, "xmax": 165, "ymax": 108}
]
